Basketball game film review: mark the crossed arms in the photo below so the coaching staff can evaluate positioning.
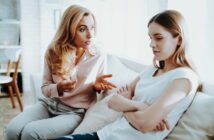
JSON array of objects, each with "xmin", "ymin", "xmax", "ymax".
[{"xmin": 108, "ymin": 76, "xmax": 191, "ymax": 133}]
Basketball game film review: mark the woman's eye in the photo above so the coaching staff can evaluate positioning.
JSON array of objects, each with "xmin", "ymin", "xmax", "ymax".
[
  {"xmin": 156, "ymin": 37, "xmax": 163, "ymax": 40},
  {"xmin": 79, "ymin": 28, "xmax": 86, "ymax": 32}
]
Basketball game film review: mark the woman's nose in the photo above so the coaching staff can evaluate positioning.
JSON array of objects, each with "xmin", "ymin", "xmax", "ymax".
[
  {"xmin": 150, "ymin": 40, "xmax": 156, "ymax": 48},
  {"xmin": 87, "ymin": 29, "xmax": 93, "ymax": 39}
]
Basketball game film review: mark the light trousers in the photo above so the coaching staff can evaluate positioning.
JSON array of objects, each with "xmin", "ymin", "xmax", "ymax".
[{"xmin": 6, "ymin": 98, "xmax": 85, "ymax": 140}]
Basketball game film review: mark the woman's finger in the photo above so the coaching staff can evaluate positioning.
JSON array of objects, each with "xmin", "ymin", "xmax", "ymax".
[
  {"xmin": 100, "ymin": 83, "xmax": 104, "ymax": 90},
  {"xmin": 160, "ymin": 122, "xmax": 164, "ymax": 131},
  {"xmin": 99, "ymin": 74, "xmax": 113, "ymax": 79},
  {"xmin": 156, "ymin": 124, "xmax": 161, "ymax": 131},
  {"xmin": 102, "ymin": 80, "xmax": 117, "ymax": 88},
  {"xmin": 123, "ymin": 86, "xmax": 128, "ymax": 92},
  {"xmin": 126, "ymin": 85, "xmax": 129, "ymax": 91},
  {"xmin": 162, "ymin": 119, "xmax": 170, "ymax": 130},
  {"xmin": 127, "ymin": 85, "xmax": 131, "ymax": 92},
  {"xmin": 119, "ymin": 88, "xmax": 122, "ymax": 93},
  {"xmin": 105, "ymin": 81, "xmax": 117, "ymax": 88}
]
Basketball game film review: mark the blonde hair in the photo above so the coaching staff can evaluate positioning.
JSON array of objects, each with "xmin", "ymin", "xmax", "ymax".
[
  {"xmin": 45, "ymin": 5, "xmax": 97, "ymax": 76},
  {"xmin": 148, "ymin": 10, "xmax": 192, "ymax": 69}
]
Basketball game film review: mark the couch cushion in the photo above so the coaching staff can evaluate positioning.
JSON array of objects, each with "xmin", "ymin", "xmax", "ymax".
[
  {"xmin": 166, "ymin": 92, "xmax": 214, "ymax": 140},
  {"xmin": 202, "ymin": 82, "xmax": 214, "ymax": 97},
  {"xmin": 106, "ymin": 55, "xmax": 140, "ymax": 88},
  {"xmin": 73, "ymin": 55, "xmax": 142, "ymax": 134}
]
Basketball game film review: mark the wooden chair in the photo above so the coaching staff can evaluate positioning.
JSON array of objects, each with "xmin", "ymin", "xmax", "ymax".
[{"xmin": 0, "ymin": 55, "xmax": 23, "ymax": 111}]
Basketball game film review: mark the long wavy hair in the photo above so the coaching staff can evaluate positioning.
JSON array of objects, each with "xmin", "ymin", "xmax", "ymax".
[
  {"xmin": 45, "ymin": 5, "xmax": 97, "ymax": 77},
  {"xmin": 148, "ymin": 10, "xmax": 192, "ymax": 69}
]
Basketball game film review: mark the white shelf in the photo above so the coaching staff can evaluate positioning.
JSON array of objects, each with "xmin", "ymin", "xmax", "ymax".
[
  {"xmin": 0, "ymin": 45, "xmax": 21, "ymax": 49},
  {"xmin": 0, "ymin": 19, "xmax": 20, "ymax": 24},
  {"xmin": 0, "ymin": 0, "xmax": 22, "ymax": 70}
]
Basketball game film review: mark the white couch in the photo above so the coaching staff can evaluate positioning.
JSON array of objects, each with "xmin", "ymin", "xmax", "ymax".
[{"xmin": 31, "ymin": 54, "xmax": 214, "ymax": 140}]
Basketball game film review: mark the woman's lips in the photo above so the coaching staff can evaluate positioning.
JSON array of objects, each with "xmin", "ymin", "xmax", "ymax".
[
  {"xmin": 85, "ymin": 41, "xmax": 91, "ymax": 45},
  {"xmin": 153, "ymin": 50, "xmax": 160, "ymax": 54}
]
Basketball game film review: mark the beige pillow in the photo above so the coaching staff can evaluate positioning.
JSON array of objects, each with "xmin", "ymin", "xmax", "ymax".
[
  {"xmin": 166, "ymin": 92, "xmax": 214, "ymax": 140},
  {"xmin": 73, "ymin": 56, "xmax": 140, "ymax": 134},
  {"xmin": 202, "ymin": 82, "xmax": 214, "ymax": 97}
]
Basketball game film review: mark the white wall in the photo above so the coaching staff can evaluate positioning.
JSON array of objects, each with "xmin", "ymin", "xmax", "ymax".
[
  {"xmin": 21, "ymin": 0, "xmax": 41, "ymax": 105},
  {"xmin": 204, "ymin": 0, "xmax": 214, "ymax": 84}
]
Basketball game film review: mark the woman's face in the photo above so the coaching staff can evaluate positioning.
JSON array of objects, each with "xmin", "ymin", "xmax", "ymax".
[
  {"xmin": 73, "ymin": 14, "xmax": 95, "ymax": 49},
  {"xmin": 148, "ymin": 22, "xmax": 179, "ymax": 61}
]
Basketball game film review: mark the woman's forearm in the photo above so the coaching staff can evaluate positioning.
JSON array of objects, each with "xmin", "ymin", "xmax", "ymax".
[
  {"xmin": 124, "ymin": 111, "xmax": 144, "ymax": 131},
  {"xmin": 108, "ymin": 94, "xmax": 148, "ymax": 112}
]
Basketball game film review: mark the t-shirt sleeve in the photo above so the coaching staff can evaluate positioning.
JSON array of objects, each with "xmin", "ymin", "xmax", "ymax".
[{"xmin": 170, "ymin": 68, "xmax": 199, "ymax": 95}]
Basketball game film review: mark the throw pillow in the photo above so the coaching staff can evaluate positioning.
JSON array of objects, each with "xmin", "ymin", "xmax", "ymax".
[
  {"xmin": 202, "ymin": 82, "xmax": 214, "ymax": 97},
  {"xmin": 166, "ymin": 92, "xmax": 214, "ymax": 140}
]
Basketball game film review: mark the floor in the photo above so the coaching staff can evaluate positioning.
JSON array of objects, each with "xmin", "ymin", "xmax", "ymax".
[{"xmin": 0, "ymin": 97, "xmax": 20, "ymax": 140}]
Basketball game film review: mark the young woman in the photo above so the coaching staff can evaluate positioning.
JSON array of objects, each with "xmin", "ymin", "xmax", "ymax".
[
  {"xmin": 55, "ymin": 10, "xmax": 199, "ymax": 140},
  {"xmin": 6, "ymin": 5, "xmax": 116, "ymax": 140}
]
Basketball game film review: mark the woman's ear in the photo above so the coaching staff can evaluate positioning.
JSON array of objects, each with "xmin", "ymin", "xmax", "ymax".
[{"xmin": 177, "ymin": 36, "xmax": 182, "ymax": 46}]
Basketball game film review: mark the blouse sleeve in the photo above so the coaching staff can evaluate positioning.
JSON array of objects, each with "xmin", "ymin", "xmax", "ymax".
[{"xmin": 41, "ymin": 57, "xmax": 59, "ymax": 98}]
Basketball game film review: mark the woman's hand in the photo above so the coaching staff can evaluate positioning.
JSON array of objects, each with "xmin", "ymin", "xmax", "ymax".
[
  {"xmin": 153, "ymin": 118, "xmax": 170, "ymax": 132},
  {"xmin": 117, "ymin": 85, "xmax": 133, "ymax": 99},
  {"xmin": 94, "ymin": 74, "xmax": 117, "ymax": 91},
  {"xmin": 57, "ymin": 79, "xmax": 77, "ymax": 96}
]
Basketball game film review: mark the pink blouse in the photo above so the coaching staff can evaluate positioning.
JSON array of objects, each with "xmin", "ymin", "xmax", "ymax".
[{"xmin": 41, "ymin": 46, "xmax": 106, "ymax": 109}]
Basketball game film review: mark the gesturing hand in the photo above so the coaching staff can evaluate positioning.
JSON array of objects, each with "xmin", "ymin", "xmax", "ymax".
[
  {"xmin": 117, "ymin": 85, "xmax": 132, "ymax": 99},
  {"xmin": 94, "ymin": 74, "xmax": 117, "ymax": 91},
  {"xmin": 57, "ymin": 79, "xmax": 77, "ymax": 96}
]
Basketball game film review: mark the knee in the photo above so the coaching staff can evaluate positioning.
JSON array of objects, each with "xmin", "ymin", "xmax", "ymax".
[
  {"xmin": 6, "ymin": 122, "xmax": 21, "ymax": 140},
  {"xmin": 21, "ymin": 123, "xmax": 45, "ymax": 140}
]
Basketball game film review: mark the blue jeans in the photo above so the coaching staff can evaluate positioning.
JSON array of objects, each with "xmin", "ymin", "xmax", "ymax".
[{"xmin": 55, "ymin": 132, "xmax": 99, "ymax": 140}]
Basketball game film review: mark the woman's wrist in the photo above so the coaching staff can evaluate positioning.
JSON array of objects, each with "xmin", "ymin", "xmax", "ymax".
[
  {"xmin": 93, "ymin": 85, "xmax": 102, "ymax": 93},
  {"xmin": 93, "ymin": 81, "xmax": 103, "ymax": 92}
]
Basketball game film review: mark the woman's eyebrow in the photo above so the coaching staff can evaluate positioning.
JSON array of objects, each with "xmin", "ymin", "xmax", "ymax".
[
  {"xmin": 148, "ymin": 33, "xmax": 162, "ymax": 37},
  {"xmin": 78, "ymin": 25, "xmax": 87, "ymax": 28},
  {"xmin": 153, "ymin": 33, "xmax": 162, "ymax": 36}
]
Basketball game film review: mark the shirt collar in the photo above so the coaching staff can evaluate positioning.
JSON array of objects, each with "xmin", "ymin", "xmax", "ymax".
[{"xmin": 69, "ymin": 44, "xmax": 97, "ymax": 56}]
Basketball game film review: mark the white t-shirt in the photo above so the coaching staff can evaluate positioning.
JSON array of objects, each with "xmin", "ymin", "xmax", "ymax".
[{"xmin": 98, "ymin": 66, "xmax": 199, "ymax": 140}]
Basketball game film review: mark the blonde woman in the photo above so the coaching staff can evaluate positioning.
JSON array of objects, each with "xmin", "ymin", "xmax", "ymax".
[
  {"xmin": 6, "ymin": 5, "xmax": 116, "ymax": 140},
  {"xmin": 56, "ymin": 10, "xmax": 200, "ymax": 140}
]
